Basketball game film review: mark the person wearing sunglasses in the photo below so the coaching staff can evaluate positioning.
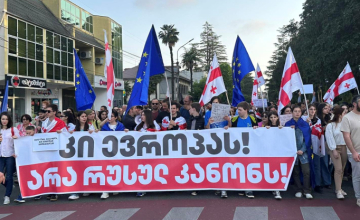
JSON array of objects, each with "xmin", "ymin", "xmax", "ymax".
[
  {"xmin": 16, "ymin": 114, "xmax": 36, "ymax": 137},
  {"xmin": 151, "ymin": 99, "xmax": 161, "ymax": 121},
  {"xmin": 60, "ymin": 111, "xmax": 76, "ymax": 132},
  {"xmin": 258, "ymin": 112, "xmax": 269, "ymax": 127}
]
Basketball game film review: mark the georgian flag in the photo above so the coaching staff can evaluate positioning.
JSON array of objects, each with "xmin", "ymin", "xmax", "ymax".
[
  {"xmin": 104, "ymin": 30, "xmax": 115, "ymax": 120},
  {"xmin": 277, "ymin": 47, "xmax": 304, "ymax": 115},
  {"xmin": 199, "ymin": 53, "xmax": 226, "ymax": 106},
  {"xmin": 256, "ymin": 63, "xmax": 265, "ymax": 87},
  {"xmin": 310, "ymin": 118, "xmax": 326, "ymax": 157},
  {"xmin": 323, "ymin": 63, "xmax": 358, "ymax": 103}
]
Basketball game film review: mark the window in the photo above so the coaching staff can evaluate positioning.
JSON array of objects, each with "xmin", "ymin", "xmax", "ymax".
[
  {"xmin": 111, "ymin": 21, "xmax": 123, "ymax": 79},
  {"xmin": 61, "ymin": 0, "xmax": 80, "ymax": 27},
  {"xmin": 81, "ymin": 10, "xmax": 93, "ymax": 33},
  {"xmin": 45, "ymin": 30, "xmax": 74, "ymax": 82},
  {"xmin": 7, "ymin": 16, "xmax": 44, "ymax": 78}
]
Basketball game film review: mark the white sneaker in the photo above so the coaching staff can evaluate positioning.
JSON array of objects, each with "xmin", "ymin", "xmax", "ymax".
[
  {"xmin": 100, "ymin": 193, "xmax": 109, "ymax": 199},
  {"xmin": 3, "ymin": 196, "xmax": 10, "ymax": 205},
  {"xmin": 68, "ymin": 194, "xmax": 79, "ymax": 200},
  {"xmin": 357, "ymin": 199, "xmax": 360, "ymax": 207},
  {"xmin": 304, "ymin": 193, "xmax": 313, "ymax": 199},
  {"xmin": 274, "ymin": 191, "xmax": 282, "ymax": 200},
  {"xmin": 336, "ymin": 191, "xmax": 344, "ymax": 200},
  {"xmin": 113, "ymin": 192, "xmax": 119, "ymax": 196},
  {"xmin": 295, "ymin": 192, "xmax": 302, "ymax": 198},
  {"xmin": 341, "ymin": 190, "xmax": 347, "ymax": 196},
  {"xmin": 82, "ymin": 193, "xmax": 90, "ymax": 197}
]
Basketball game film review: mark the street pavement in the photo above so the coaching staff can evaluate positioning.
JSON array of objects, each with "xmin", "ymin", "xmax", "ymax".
[{"xmin": 0, "ymin": 179, "xmax": 359, "ymax": 219}]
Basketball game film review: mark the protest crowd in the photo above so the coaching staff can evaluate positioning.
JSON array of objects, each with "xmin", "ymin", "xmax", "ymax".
[{"xmin": 0, "ymin": 93, "xmax": 359, "ymax": 208}]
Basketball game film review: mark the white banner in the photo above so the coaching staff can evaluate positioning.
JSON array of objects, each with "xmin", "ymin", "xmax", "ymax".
[{"xmin": 14, "ymin": 128, "xmax": 297, "ymax": 197}]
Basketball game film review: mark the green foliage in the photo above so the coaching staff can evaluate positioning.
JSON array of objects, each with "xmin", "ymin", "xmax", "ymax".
[
  {"xmin": 124, "ymin": 81, "xmax": 131, "ymax": 104},
  {"xmin": 181, "ymin": 45, "xmax": 201, "ymax": 92},
  {"xmin": 148, "ymin": 74, "xmax": 164, "ymax": 103},
  {"xmin": 198, "ymin": 22, "xmax": 227, "ymax": 70},
  {"xmin": 266, "ymin": 0, "xmax": 360, "ymax": 104}
]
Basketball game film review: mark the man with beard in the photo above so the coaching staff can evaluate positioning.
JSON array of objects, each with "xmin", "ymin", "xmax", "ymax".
[
  {"xmin": 151, "ymin": 99, "xmax": 161, "ymax": 120},
  {"xmin": 156, "ymin": 100, "xmax": 170, "ymax": 128},
  {"xmin": 180, "ymin": 95, "xmax": 193, "ymax": 122},
  {"xmin": 341, "ymin": 95, "xmax": 360, "ymax": 208},
  {"xmin": 35, "ymin": 109, "xmax": 47, "ymax": 133}
]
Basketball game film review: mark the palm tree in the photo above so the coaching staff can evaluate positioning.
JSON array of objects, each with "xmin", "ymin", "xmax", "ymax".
[
  {"xmin": 181, "ymin": 45, "xmax": 201, "ymax": 93},
  {"xmin": 158, "ymin": 24, "xmax": 179, "ymax": 100}
]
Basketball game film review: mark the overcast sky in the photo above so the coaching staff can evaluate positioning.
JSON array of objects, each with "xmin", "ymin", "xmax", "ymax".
[{"xmin": 71, "ymin": 0, "xmax": 305, "ymax": 74}]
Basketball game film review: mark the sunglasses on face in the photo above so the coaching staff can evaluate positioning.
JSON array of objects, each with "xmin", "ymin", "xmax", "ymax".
[
  {"xmin": 152, "ymin": 103, "xmax": 159, "ymax": 105},
  {"xmin": 46, "ymin": 110, "xmax": 52, "ymax": 113},
  {"xmin": 22, "ymin": 118, "xmax": 29, "ymax": 121}
]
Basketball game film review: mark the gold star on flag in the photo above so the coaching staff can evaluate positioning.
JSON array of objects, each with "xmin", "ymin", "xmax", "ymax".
[
  {"xmin": 238, "ymin": 63, "xmax": 241, "ymax": 67},
  {"xmin": 89, "ymin": 90, "xmax": 92, "ymax": 93},
  {"xmin": 136, "ymin": 77, "xmax": 143, "ymax": 83},
  {"xmin": 233, "ymin": 62, "xmax": 235, "ymax": 66},
  {"xmin": 76, "ymin": 74, "xmax": 80, "ymax": 77},
  {"xmin": 145, "ymin": 62, "xmax": 148, "ymax": 66},
  {"xmin": 236, "ymin": 57, "xmax": 238, "ymax": 61},
  {"xmin": 238, "ymin": 70, "xmax": 241, "ymax": 74},
  {"xmin": 143, "ymin": 52, "xmax": 148, "ymax": 58},
  {"xmin": 76, "ymin": 81, "xmax": 80, "ymax": 85}
]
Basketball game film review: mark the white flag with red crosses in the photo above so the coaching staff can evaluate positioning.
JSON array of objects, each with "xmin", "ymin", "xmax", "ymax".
[
  {"xmin": 323, "ymin": 63, "xmax": 358, "ymax": 103},
  {"xmin": 199, "ymin": 53, "xmax": 226, "ymax": 106}
]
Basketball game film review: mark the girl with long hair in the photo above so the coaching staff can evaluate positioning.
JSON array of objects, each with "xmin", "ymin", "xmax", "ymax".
[
  {"xmin": 0, "ymin": 112, "xmax": 20, "ymax": 204},
  {"xmin": 313, "ymin": 103, "xmax": 332, "ymax": 193},
  {"xmin": 135, "ymin": 109, "xmax": 160, "ymax": 132},
  {"xmin": 60, "ymin": 111, "xmax": 76, "ymax": 132},
  {"xmin": 266, "ymin": 111, "xmax": 283, "ymax": 199},
  {"xmin": 325, "ymin": 106, "xmax": 348, "ymax": 199}
]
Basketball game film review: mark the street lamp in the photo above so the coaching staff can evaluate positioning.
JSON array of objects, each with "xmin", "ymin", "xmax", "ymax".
[{"xmin": 176, "ymin": 38, "xmax": 194, "ymax": 100}]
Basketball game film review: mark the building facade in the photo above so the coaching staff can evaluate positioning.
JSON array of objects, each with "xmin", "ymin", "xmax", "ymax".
[
  {"xmin": 0, "ymin": 0, "xmax": 123, "ymax": 124},
  {"xmin": 123, "ymin": 65, "xmax": 191, "ymax": 103}
]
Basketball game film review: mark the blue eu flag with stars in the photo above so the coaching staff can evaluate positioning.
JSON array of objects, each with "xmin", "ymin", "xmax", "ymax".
[
  {"xmin": 126, "ymin": 25, "xmax": 165, "ymax": 113},
  {"xmin": 74, "ymin": 48, "xmax": 96, "ymax": 110},
  {"xmin": 232, "ymin": 36, "xmax": 255, "ymax": 106}
]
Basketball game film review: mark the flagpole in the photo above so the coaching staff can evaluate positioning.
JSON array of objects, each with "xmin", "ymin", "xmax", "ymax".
[
  {"xmin": 259, "ymin": 85, "xmax": 265, "ymax": 112},
  {"xmin": 225, "ymin": 92, "xmax": 230, "ymax": 105},
  {"xmin": 357, "ymin": 87, "xmax": 359, "ymax": 95},
  {"xmin": 300, "ymin": 79, "xmax": 309, "ymax": 115},
  {"xmin": 164, "ymin": 71, "xmax": 172, "ymax": 121}
]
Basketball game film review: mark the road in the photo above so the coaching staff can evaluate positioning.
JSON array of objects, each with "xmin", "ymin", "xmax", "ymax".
[{"xmin": 0, "ymin": 179, "xmax": 359, "ymax": 220}]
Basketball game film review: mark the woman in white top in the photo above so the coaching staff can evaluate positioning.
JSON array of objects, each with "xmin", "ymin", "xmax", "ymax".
[
  {"xmin": 60, "ymin": 111, "xmax": 76, "ymax": 132},
  {"xmin": 0, "ymin": 112, "xmax": 20, "ymax": 205},
  {"xmin": 325, "ymin": 106, "xmax": 347, "ymax": 199}
]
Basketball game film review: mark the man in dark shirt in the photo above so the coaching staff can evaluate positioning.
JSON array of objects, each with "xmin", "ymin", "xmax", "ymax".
[
  {"xmin": 187, "ymin": 102, "xmax": 204, "ymax": 130},
  {"xmin": 180, "ymin": 95, "xmax": 193, "ymax": 122},
  {"xmin": 122, "ymin": 106, "xmax": 137, "ymax": 130},
  {"xmin": 151, "ymin": 98, "xmax": 161, "ymax": 121}
]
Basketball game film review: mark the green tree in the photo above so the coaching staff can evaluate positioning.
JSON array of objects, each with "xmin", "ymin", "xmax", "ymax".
[
  {"xmin": 198, "ymin": 22, "xmax": 227, "ymax": 70},
  {"xmin": 181, "ymin": 45, "xmax": 201, "ymax": 93},
  {"xmin": 158, "ymin": 24, "xmax": 179, "ymax": 100},
  {"xmin": 124, "ymin": 81, "xmax": 131, "ymax": 104}
]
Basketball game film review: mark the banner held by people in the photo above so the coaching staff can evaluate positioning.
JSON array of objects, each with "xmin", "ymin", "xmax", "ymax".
[
  {"xmin": 15, "ymin": 128, "xmax": 297, "ymax": 198},
  {"xmin": 199, "ymin": 53, "xmax": 226, "ymax": 106}
]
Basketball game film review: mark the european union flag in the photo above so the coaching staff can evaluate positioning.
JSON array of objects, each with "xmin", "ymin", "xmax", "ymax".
[
  {"xmin": 126, "ymin": 25, "xmax": 165, "ymax": 112},
  {"xmin": 1, "ymin": 80, "xmax": 8, "ymax": 113},
  {"xmin": 231, "ymin": 36, "xmax": 255, "ymax": 106},
  {"xmin": 74, "ymin": 49, "xmax": 96, "ymax": 110}
]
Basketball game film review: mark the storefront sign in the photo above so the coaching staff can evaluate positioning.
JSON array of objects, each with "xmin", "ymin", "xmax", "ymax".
[
  {"xmin": 14, "ymin": 128, "xmax": 297, "ymax": 197},
  {"xmin": 94, "ymin": 76, "xmax": 124, "ymax": 90},
  {"xmin": 6, "ymin": 75, "xmax": 46, "ymax": 89},
  {"xmin": 31, "ymin": 89, "xmax": 58, "ymax": 98}
]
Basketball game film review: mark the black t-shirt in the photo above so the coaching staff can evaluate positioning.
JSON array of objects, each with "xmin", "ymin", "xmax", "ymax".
[{"xmin": 122, "ymin": 113, "xmax": 136, "ymax": 131}]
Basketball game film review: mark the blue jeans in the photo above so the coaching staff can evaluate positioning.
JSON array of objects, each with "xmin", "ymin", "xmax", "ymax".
[
  {"xmin": 313, "ymin": 154, "xmax": 331, "ymax": 186},
  {"xmin": 0, "ymin": 157, "xmax": 15, "ymax": 197}
]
